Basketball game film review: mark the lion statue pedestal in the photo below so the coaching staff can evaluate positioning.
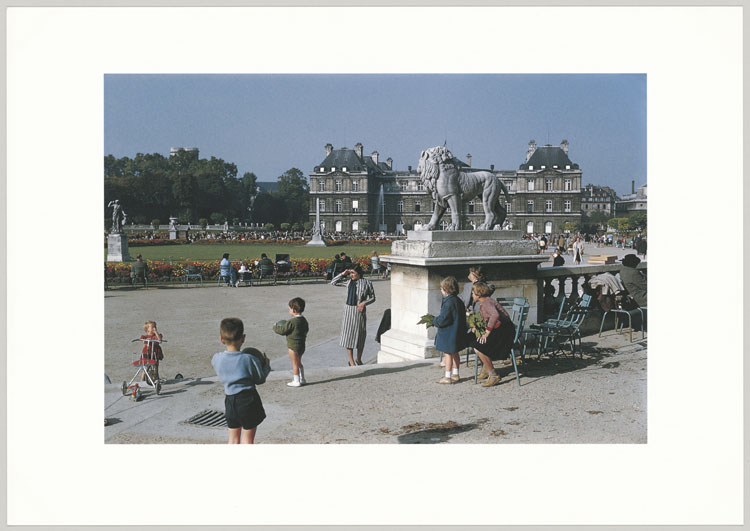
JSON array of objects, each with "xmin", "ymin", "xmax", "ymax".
[{"xmin": 377, "ymin": 230, "xmax": 549, "ymax": 363}]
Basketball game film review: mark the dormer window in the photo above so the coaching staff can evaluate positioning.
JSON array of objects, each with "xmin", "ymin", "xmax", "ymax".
[
  {"xmin": 541, "ymin": 165, "xmax": 546, "ymax": 169},
  {"xmin": 331, "ymin": 167, "xmax": 336, "ymax": 172},
  {"xmin": 553, "ymin": 165, "xmax": 558, "ymax": 169},
  {"xmin": 342, "ymin": 167, "xmax": 347, "ymax": 172},
  {"xmin": 565, "ymin": 165, "xmax": 571, "ymax": 170},
  {"xmin": 529, "ymin": 165, "xmax": 534, "ymax": 170},
  {"xmin": 320, "ymin": 167, "xmax": 325, "ymax": 172}
]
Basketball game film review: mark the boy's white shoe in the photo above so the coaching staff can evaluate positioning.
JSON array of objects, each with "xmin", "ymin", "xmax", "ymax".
[{"xmin": 287, "ymin": 380, "xmax": 302, "ymax": 387}]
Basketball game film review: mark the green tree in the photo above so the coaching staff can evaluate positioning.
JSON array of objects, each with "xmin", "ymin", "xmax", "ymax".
[
  {"xmin": 359, "ymin": 221, "xmax": 369, "ymax": 232},
  {"xmin": 264, "ymin": 223, "xmax": 275, "ymax": 231},
  {"xmin": 210, "ymin": 212, "xmax": 225, "ymax": 225},
  {"xmin": 280, "ymin": 223, "xmax": 291, "ymax": 231},
  {"xmin": 563, "ymin": 222, "xmax": 580, "ymax": 233},
  {"xmin": 303, "ymin": 221, "xmax": 313, "ymax": 231},
  {"xmin": 151, "ymin": 218, "xmax": 160, "ymax": 230},
  {"xmin": 628, "ymin": 212, "xmax": 647, "ymax": 230},
  {"xmin": 199, "ymin": 218, "xmax": 208, "ymax": 229},
  {"xmin": 275, "ymin": 168, "xmax": 309, "ymax": 225}
]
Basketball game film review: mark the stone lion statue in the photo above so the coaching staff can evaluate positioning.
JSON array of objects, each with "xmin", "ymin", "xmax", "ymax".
[{"xmin": 417, "ymin": 146, "xmax": 511, "ymax": 231}]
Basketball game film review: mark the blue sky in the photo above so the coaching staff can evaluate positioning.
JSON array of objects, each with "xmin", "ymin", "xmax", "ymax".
[{"xmin": 104, "ymin": 74, "xmax": 646, "ymax": 196}]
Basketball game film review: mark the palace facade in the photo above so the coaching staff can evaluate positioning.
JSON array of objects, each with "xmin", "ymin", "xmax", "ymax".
[{"xmin": 309, "ymin": 140, "xmax": 583, "ymax": 235}]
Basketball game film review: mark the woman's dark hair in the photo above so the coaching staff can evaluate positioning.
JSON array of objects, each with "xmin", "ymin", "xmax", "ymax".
[
  {"xmin": 334, "ymin": 254, "xmax": 341, "ymax": 260},
  {"xmin": 222, "ymin": 253, "xmax": 230, "ymax": 259},
  {"xmin": 469, "ymin": 265, "xmax": 487, "ymax": 282},
  {"xmin": 136, "ymin": 254, "xmax": 143, "ymax": 261},
  {"xmin": 352, "ymin": 264, "xmax": 364, "ymax": 276}
]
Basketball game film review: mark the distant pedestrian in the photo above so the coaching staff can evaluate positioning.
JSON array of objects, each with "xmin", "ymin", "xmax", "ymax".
[
  {"xmin": 552, "ymin": 248, "xmax": 566, "ymax": 267},
  {"xmin": 211, "ymin": 318, "xmax": 270, "ymax": 444},
  {"xmin": 273, "ymin": 297, "xmax": 310, "ymax": 388},
  {"xmin": 636, "ymin": 236, "xmax": 647, "ymax": 259},
  {"xmin": 370, "ymin": 251, "xmax": 381, "ymax": 277},
  {"xmin": 572, "ymin": 237, "xmax": 584, "ymax": 265}
]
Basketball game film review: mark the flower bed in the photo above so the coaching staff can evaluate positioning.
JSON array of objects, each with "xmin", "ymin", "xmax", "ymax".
[{"xmin": 104, "ymin": 255, "xmax": 376, "ymax": 284}]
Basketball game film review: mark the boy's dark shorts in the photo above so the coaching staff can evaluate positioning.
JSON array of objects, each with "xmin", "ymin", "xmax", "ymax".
[{"xmin": 224, "ymin": 388, "xmax": 266, "ymax": 430}]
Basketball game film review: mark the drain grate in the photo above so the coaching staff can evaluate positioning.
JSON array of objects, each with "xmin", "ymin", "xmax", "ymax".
[{"xmin": 183, "ymin": 409, "xmax": 228, "ymax": 428}]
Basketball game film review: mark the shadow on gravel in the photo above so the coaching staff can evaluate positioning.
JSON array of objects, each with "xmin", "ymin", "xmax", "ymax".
[
  {"xmin": 512, "ymin": 342, "xmax": 630, "ymax": 387},
  {"xmin": 305, "ymin": 362, "xmax": 434, "ymax": 386},
  {"xmin": 395, "ymin": 420, "xmax": 483, "ymax": 444}
]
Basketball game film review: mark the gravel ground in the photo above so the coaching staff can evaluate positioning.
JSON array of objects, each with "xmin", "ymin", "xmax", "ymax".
[{"xmin": 104, "ymin": 282, "xmax": 647, "ymax": 444}]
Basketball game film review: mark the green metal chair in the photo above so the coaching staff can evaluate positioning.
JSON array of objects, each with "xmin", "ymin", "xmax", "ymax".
[
  {"xmin": 182, "ymin": 265, "xmax": 203, "ymax": 286},
  {"xmin": 530, "ymin": 294, "xmax": 593, "ymax": 357}
]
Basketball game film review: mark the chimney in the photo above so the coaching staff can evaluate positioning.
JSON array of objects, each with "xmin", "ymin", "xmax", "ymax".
[
  {"xmin": 632, "ymin": 180, "xmax": 635, "ymax": 194},
  {"xmin": 590, "ymin": 186, "xmax": 594, "ymax": 198},
  {"xmin": 525, "ymin": 140, "xmax": 537, "ymax": 163},
  {"xmin": 325, "ymin": 143, "xmax": 333, "ymax": 156},
  {"xmin": 408, "ymin": 165, "xmax": 412, "ymax": 172},
  {"xmin": 490, "ymin": 164, "xmax": 494, "ymax": 171},
  {"xmin": 561, "ymin": 139, "xmax": 569, "ymax": 155},
  {"xmin": 386, "ymin": 157, "xmax": 393, "ymax": 170},
  {"xmin": 371, "ymin": 151, "xmax": 379, "ymax": 165},
  {"xmin": 466, "ymin": 154, "xmax": 472, "ymax": 167},
  {"xmin": 354, "ymin": 143, "xmax": 363, "ymax": 159}
]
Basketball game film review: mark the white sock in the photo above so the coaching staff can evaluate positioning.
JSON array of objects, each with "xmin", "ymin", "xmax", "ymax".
[
  {"xmin": 444, "ymin": 371, "xmax": 451, "ymax": 379},
  {"xmin": 292, "ymin": 374, "xmax": 300, "ymax": 383},
  {"xmin": 451, "ymin": 368, "xmax": 459, "ymax": 375}
]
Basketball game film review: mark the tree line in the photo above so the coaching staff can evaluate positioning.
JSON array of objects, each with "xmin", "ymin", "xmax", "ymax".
[{"xmin": 104, "ymin": 151, "xmax": 309, "ymax": 230}]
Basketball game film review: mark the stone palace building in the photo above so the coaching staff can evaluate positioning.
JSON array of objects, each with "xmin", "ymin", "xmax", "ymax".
[{"xmin": 308, "ymin": 140, "xmax": 583, "ymax": 235}]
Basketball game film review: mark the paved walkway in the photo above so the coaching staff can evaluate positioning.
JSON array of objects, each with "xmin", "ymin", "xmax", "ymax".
[{"xmin": 104, "ymin": 280, "xmax": 647, "ymax": 444}]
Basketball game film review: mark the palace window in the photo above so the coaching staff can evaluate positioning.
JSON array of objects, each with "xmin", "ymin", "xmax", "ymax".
[
  {"xmin": 335, "ymin": 180, "xmax": 342, "ymax": 192},
  {"xmin": 352, "ymin": 199, "xmax": 359, "ymax": 213},
  {"xmin": 527, "ymin": 179, "xmax": 535, "ymax": 191},
  {"xmin": 564, "ymin": 200, "xmax": 571, "ymax": 212},
  {"xmin": 319, "ymin": 167, "xmax": 325, "ymax": 172},
  {"xmin": 541, "ymin": 165, "xmax": 546, "ymax": 170},
  {"xmin": 400, "ymin": 181, "xmax": 408, "ymax": 192},
  {"xmin": 318, "ymin": 199, "xmax": 325, "ymax": 212},
  {"xmin": 546, "ymin": 179, "xmax": 553, "ymax": 191},
  {"xmin": 335, "ymin": 200, "xmax": 342, "ymax": 213},
  {"xmin": 545, "ymin": 200, "xmax": 553, "ymax": 212},
  {"xmin": 335, "ymin": 220, "xmax": 342, "ymax": 232},
  {"xmin": 564, "ymin": 179, "xmax": 571, "ymax": 191},
  {"xmin": 331, "ymin": 167, "xmax": 336, "ymax": 172},
  {"xmin": 415, "ymin": 201, "xmax": 421, "ymax": 213},
  {"xmin": 527, "ymin": 200, "xmax": 534, "ymax": 213},
  {"xmin": 417, "ymin": 182, "xmax": 425, "ymax": 191},
  {"xmin": 529, "ymin": 166, "xmax": 534, "ymax": 171},
  {"xmin": 352, "ymin": 180, "xmax": 359, "ymax": 192},
  {"xmin": 505, "ymin": 202, "xmax": 512, "ymax": 213},
  {"xmin": 398, "ymin": 200, "xmax": 404, "ymax": 213},
  {"xmin": 526, "ymin": 221, "xmax": 534, "ymax": 234},
  {"xmin": 318, "ymin": 181, "xmax": 325, "ymax": 192},
  {"xmin": 352, "ymin": 220, "xmax": 359, "ymax": 231},
  {"xmin": 504, "ymin": 180, "xmax": 513, "ymax": 189},
  {"xmin": 342, "ymin": 167, "xmax": 347, "ymax": 172},
  {"xmin": 545, "ymin": 221, "xmax": 553, "ymax": 233},
  {"xmin": 468, "ymin": 200, "xmax": 475, "ymax": 214},
  {"xmin": 565, "ymin": 165, "xmax": 571, "ymax": 170}
]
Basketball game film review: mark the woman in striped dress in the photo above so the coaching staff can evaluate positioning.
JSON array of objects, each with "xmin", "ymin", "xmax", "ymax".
[{"xmin": 332, "ymin": 264, "xmax": 376, "ymax": 366}]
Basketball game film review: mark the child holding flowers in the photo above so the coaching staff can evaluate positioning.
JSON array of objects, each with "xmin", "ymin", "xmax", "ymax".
[{"xmin": 467, "ymin": 282, "xmax": 516, "ymax": 387}]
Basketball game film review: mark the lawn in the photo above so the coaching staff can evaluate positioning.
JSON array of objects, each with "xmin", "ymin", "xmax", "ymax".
[{"xmin": 107, "ymin": 242, "xmax": 394, "ymax": 262}]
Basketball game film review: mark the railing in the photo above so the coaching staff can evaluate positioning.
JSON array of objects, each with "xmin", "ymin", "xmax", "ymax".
[{"xmin": 536, "ymin": 262, "xmax": 647, "ymax": 317}]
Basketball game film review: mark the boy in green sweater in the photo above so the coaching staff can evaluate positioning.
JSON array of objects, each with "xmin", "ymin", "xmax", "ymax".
[{"xmin": 273, "ymin": 297, "xmax": 310, "ymax": 387}]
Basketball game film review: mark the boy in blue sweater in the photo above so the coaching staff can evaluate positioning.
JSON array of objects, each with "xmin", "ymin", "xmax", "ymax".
[{"xmin": 211, "ymin": 318, "xmax": 271, "ymax": 444}]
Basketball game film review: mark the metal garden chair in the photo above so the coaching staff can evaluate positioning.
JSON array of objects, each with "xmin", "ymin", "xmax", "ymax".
[
  {"xmin": 182, "ymin": 264, "xmax": 203, "ymax": 286},
  {"xmin": 527, "ymin": 294, "xmax": 593, "ymax": 358}
]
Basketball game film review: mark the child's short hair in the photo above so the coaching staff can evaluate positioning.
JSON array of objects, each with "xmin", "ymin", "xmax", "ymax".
[
  {"xmin": 440, "ymin": 276, "xmax": 459, "ymax": 295},
  {"xmin": 220, "ymin": 318, "xmax": 244, "ymax": 344},
  {"xmin": 471, "ymin": 282, "xmax": 492, "ymax": 298},
  {"xmin": 143, "ymin": 320, "xmax": 156, "ymax": 332},
  {"xmin": 352, "ymin": 264, "xmax": 364, "ymax": 276},
  {"xmin": 289, "ymin": 297, "xmax": 305, "ymax": 314}
]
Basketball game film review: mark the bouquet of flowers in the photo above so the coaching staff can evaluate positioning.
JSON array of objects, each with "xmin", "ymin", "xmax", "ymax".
[
  {"xmin": 416, "ymin": 313, "xmax": 435, "ymax": 328},
  {"xmin": 466, "ymin": 312, "xmax": 487, "ymax": 339}
]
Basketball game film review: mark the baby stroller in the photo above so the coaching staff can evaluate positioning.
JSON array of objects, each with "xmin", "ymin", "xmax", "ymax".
[{"xmin": 121, "ymin": 337, "xmax": 166, "ymax": 397}]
